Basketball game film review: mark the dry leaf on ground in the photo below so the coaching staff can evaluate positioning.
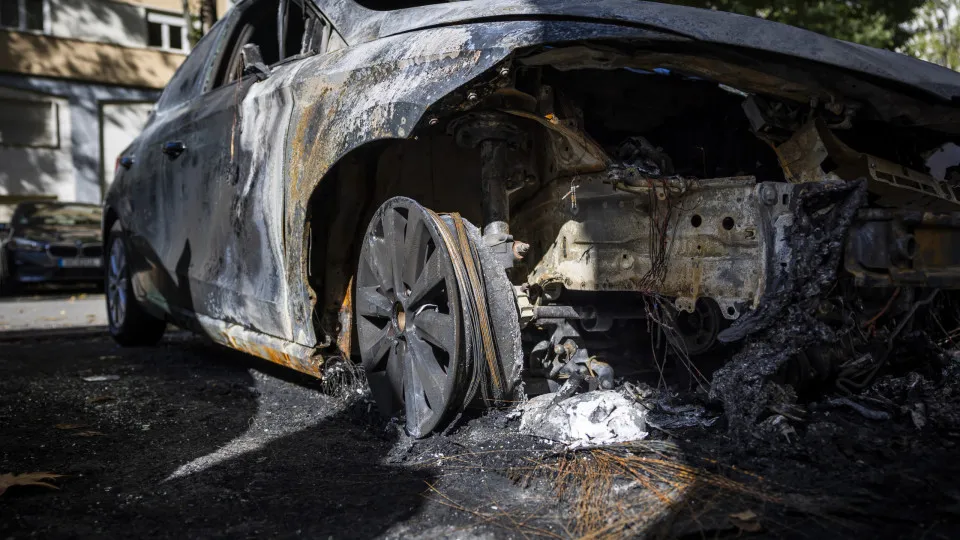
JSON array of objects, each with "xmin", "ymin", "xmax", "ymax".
[
  {"xmin": 0, "ymin": 473, "xmax": 63, "ymax": 496},
  {"xmin": 729, "ymin": 509, "xmax": 763, "ymax": 532},
  {"xmin": 54, "ymin": 423, "xmax": 89, "ymax": 430},
  {"xmin": 82, "ymin": 375, "xmax": 120, "ymax": 382}
]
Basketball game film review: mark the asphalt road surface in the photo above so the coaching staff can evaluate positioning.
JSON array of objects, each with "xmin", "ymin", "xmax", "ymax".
[
  {"xmin": 3, "ymin": 291, "xmax": 960, "ymax": 539},
  {"xmin": 0, "ymin": 291, "xmax": 532, "ymax": 538}
]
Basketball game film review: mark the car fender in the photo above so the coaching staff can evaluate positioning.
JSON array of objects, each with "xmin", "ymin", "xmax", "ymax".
[{"xmin": 255, "ymin": 19, "xmax": 669, "ymax": 345}]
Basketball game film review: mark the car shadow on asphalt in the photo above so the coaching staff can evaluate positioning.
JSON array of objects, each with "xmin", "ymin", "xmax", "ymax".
[{"xmin": 0, "ymin": 332, "xmax": 432, "ymax": 538}]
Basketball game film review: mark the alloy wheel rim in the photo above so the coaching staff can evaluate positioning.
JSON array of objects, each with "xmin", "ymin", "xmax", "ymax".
[
  {"xmin": 356, "ymin": 198, "xmax": 464, "ymax": 437},
  {"xmin": 107, "ymin": 238, "xmax": 128, "ymax": 328}
]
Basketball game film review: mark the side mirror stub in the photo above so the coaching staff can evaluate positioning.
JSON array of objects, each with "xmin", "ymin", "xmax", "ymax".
[{"xmin": 240, "ymin": 43, "xmax": 270, "ymax": 81}]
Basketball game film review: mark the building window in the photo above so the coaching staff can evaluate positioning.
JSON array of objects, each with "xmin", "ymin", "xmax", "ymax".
[
  {"xmin": 0, "ymin": 97, "xmax": 59, "ymax": 148},
  {"xmin": 0, "ymin": 0, "xmax": 48, "ymax": 32},
  {"xmin": 146, "ymin": 11, "xmax": 189, "ymax": 52}
]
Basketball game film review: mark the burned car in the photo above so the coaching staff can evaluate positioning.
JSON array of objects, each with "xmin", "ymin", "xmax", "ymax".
[
  {"xmin": 1, "ymin": 202, "xmax": 103, "ymax": 295},
  {"xmin": 105, "ymin": 0, "xmax": 960, "ymax": 436}
]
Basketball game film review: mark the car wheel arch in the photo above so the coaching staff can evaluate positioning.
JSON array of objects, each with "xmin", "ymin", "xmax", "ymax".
[{"xmin": 299, "ymin": 132, "xmax": 488, "ymax": 358}]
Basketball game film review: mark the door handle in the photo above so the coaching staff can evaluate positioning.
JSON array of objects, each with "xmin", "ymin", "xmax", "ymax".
[{"xmin": 162, "ymin": 141, "xmax": 186, "ymax": 159}]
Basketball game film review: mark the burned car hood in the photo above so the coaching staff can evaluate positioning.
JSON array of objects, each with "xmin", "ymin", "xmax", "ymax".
[
  {"xmin": 14, "ymin": 225, "xmax": 101, "ymax": 244},
  {"xmin": 330, "ymin": 0, "xmax": 960, "ymax": 102}
]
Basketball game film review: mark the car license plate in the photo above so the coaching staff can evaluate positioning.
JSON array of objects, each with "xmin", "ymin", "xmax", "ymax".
[{"xmin": 59, "ymin": 257, "xmax": 101, "ymax": 268}]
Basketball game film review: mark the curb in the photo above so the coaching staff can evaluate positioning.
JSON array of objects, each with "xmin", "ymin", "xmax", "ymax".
[{"xmin": 0, "ymin": 326, "xmax": 109, "ymax": 342}]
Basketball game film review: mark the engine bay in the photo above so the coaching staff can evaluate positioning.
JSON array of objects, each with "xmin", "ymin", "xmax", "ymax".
[{"xmin": 348, "ymin": 41, "xmax": 960, "ymax": 436}]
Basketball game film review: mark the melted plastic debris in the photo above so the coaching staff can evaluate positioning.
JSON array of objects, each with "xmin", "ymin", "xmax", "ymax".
[
  {"xmin": 711, "ymin": 180, "xmax": 868, "ymax": 438},
  {"xmin": 518, "ymin": 390, "xmax": 648, "ymax": 448}
]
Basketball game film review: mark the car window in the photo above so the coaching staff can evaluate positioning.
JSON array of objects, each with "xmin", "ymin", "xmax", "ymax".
[
  {"xmin": 212, "ymin": 0, "xmax": 325, "ymax": 89},
  {"xmin": 154, "ymin": 22, "xmax": 226, "ymax": 111},
  {"xmin": 289, "ymin": 2, "xmax": 347, "ymax": 56},
  {"xmin": 280, "ymin": 0, "xmax": 307, "ymax": 60},
  {"xmin": 306, "ymin": 5, "xmax": 347, "ymax": 55}
]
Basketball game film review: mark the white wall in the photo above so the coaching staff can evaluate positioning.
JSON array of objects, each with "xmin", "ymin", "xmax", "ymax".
[
  {"xmin": 0, "ymin": 86, "xmax": 74, "ymax": 218},
  {"xmin": 0, "ymin": 75, "xmax": 160, "ymax": 216},
  {"xmin": 49, "ymin": 0, "xmax": 149, "ymax": 48}
]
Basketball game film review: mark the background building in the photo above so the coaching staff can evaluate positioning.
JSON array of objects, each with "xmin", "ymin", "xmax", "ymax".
[{"xmin": 0, "ymin": 0, "xmax": 231, "ymax": 220}]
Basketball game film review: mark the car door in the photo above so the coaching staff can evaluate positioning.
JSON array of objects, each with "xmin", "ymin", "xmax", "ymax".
[
  {"xmin": 174, "ymin": 0, "xmax": 322, "ymax": 335},
  {"xmin": 154, "ymin": 10, "xmax": 250, "ymax": 320},
  {"xmin": 122, "ymin": 24, "xmax": 226, "ymax": 315}
]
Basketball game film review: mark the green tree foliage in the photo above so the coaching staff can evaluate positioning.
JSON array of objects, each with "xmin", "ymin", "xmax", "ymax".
[
  {"xmin": 661, "ymin": 0, "xmax": 926, "ymax": 49},
  {"xmin": 182, "ymin": 0, "xmax": 220, "ymax": 46},
  {"xmin": 902, "ymin": 0, "xmax": 960, "ymax": 70}
]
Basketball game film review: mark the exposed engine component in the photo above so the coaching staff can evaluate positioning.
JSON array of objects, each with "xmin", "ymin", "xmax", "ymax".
[
  {"xmin": 846, "ymin": 209, "xmax": 960, "ymax": 288},
  {"xmin": 356, "ymin": 55, "xmax": 960, "ymax": 434},
  {"xmin": 777, "ymin": 118, "xmax": 960, "ymax": 210},
  {"xmin": 489, "ymin": 77, "xmax": 960, "ymax": 401},
  {"xmin": 663, "ymin": 298, "xmax": 726, "ymax": 356},
  {"xmin": 513, "ymin": 174, "xmax": 796, "ymax": 321}
]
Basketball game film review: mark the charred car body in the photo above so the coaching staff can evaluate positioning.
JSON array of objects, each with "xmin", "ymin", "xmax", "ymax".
[
  {"xmin": 1, "ymin": 202, "xmax": 103, "ymax": 295},
  {"xmin": 105, "ymin": 0, "xmax": 960, "ymax": 436}
]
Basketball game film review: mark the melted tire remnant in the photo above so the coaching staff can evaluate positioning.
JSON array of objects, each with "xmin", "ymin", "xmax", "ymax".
[
  {"xmin": 710, "ymin": 179, "xmax": 868, "ymax": 439},
  {"xmin": 461, "ymin": 220, "xmax": 525, "ymax": 403}
]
